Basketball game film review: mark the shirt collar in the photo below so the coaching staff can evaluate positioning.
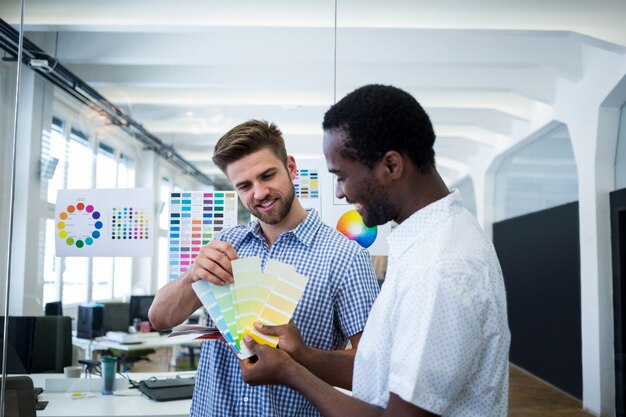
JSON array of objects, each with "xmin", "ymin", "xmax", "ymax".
[
  {"xmin": 246, "ymin": 208, "xmax": 322, "ymax": 247},
  {"xmin": 387, "ymin": 189, "xmax": 463, "ymax": 260}
]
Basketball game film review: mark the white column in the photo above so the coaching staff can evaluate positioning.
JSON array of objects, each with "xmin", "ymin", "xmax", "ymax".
[
  {"xmin": 10, "ymin": 68, "xmax": 55, "ymax": 315},
  {"xmin": 554, "ymin": 47, "xmax": 626, "ymax": 415}
]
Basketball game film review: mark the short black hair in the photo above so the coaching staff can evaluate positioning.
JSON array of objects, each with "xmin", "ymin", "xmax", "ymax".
[{"xmin": 322, "ymin": 84, "xmax": 435, "ymax": 172}]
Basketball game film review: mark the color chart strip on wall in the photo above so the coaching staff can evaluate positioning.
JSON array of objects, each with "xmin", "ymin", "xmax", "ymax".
[
  {"xmin": 168, "ymin": 191, "xmax": 238, "ymax": 281},
  {"xmin": 294, "ymin": 168, "xmax": 319, "ymax": 199},
  {"xmin": 294, "ymin": 161, "xmax": 322, "ymax": 213}
]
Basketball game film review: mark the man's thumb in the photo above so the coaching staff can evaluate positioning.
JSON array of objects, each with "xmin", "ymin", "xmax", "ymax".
[
  {"xmin": 254, "ymin": 321, "xmax": 280, "ymax": 336},
  {"xmin": 243, "ymin": 334, "xmax": 259, "ymax": 352}
]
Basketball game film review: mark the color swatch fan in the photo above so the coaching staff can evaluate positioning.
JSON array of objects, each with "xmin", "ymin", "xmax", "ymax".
[{"xmin": 192, "ymin": 256, "xmax": 308, "ymax": 359}]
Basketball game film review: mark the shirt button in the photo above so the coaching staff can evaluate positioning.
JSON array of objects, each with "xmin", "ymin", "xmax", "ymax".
[{"xmin": 243, "ymin": 396, "xmax": 248, "ymax": 402}]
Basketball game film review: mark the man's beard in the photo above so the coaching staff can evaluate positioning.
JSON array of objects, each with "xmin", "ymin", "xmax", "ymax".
[
  {"xmin": 250, "ymin": 186, "xmax": 296, "ymax": 225},
  {"xmin": 360, "ymin": 181, "xmax": 396, "ymax": 227}
]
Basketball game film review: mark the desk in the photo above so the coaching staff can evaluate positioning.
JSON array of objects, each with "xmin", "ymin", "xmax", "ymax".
[
  {"xmin": 30, "ymin": 372, "xmax": 193, "ymax": 417},
  {"xmin": 73, "ymin": 333, "xmax": 201, "ymax": 356},
  {"xmin": 73, "ymin": 333, "xmax": 202, "ymax": 370}
]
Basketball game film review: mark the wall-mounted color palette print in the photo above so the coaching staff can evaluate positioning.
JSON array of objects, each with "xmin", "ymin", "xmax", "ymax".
[
  {"xmin": 55, "ymin": 188, "xmax": 154, "ymax": 257},
  {"xmin": 293, "ymin": 159, "xmax": 322, "ymax": 214},
  {"xmin": 319, "ymin": 167, "xmax": 390, "ymax": 256}
]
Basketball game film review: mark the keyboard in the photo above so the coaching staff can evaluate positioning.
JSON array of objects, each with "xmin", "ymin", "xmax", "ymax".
[
  {"xmin": 137, "ymin": 377, "xmax": 195, "ymax": 401},
  {"xmin": 142, "ymin": 377, "xmax": 195, "ymax": 389}
]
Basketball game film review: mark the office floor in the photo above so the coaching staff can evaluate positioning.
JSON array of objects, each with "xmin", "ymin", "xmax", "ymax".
[
  {"xmin": 132, "ymin": 354, "xmax": 593, "ymax": 416},
  {"xmin": 509, "ymin": 364, "xmax": 593, "ymax": 416}
]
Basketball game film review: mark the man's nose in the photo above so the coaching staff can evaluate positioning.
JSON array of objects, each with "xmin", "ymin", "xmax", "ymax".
[
  {"xmin": 335, "ymin": 183, "xmax": 346, "ymax": 200},
  {"xmin": 253, "ymin": 183, "xmax": 270, "ymax": 201}
]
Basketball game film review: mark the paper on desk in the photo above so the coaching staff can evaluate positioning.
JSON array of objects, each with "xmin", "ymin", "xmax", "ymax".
[
  {"xmin": 66, "ymin": 391, "xmax": 96, "ymax": 399},
  {"xmin": 167, "ymin": 324, "xmax": 221, "ymax": 338}
]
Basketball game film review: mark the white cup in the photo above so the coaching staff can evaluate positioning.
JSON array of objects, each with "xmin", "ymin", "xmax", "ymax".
[{"xmin": 64, "ymin": 365, "xmax": 84, "ymax": 378}]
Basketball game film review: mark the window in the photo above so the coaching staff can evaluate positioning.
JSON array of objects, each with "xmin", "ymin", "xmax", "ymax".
[
  {"xmin": 45, "ymin": 117, "xmax": 66, "ymax": 204},
  {"xmin": 494, "ymin": 123, "xmax": 578, "ymax": 221},
  {"xmin": 41, "ymin": 114, "xmax": 136, "ymax": 305}
]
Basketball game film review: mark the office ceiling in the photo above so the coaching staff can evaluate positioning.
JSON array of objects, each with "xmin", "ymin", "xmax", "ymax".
[{"xmin": 1, "ymin": 0, "xmax": 625, "ymax": 186}]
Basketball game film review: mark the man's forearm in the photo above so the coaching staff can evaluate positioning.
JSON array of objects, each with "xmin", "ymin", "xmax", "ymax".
[
  {"xmin": 294, "ymin": 347, "xmax": 356, "ymax": 390},
  {"xmin": 148, "ymin": 270, "xmax": 202, "ymax": 330}
]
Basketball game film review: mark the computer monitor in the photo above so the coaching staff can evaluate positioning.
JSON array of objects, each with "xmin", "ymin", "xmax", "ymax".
[
  {"xmin": 0, "ymin": 316, "xmax": 37, "ymax": 374},
  {"xmin": 102, "ymin": 302, "xmax": 131, "ymax": 332},
  {"xmin": 44, "ymin": 300, "xmax": 63, "ymax": 316},
  {"xmin": 128, "ymin": 295, "xmax": 155, "ymax": 326}
]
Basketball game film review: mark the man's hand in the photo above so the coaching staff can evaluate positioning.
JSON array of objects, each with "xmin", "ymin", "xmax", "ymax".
[
  {"xmin": 239, "ymin": 335, "xmax": 297, "ymax": 386},
  {"xmin": 251, "ymin": 321, "xmax": 309, "ymax": 362},
  {"xmin": 189, "ymin": 240, "xmax": 238, "ymax": 285}
]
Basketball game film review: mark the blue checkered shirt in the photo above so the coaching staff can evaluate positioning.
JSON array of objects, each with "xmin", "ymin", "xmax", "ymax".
[{"xmin": 189, "ymin": 209, "xmax": 379, "ymax": 417}]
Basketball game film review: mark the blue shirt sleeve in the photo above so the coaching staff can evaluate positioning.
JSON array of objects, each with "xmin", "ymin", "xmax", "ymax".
[{"xmin": 335, "ymin": 248, "xmax": 380, "ymax": 338}]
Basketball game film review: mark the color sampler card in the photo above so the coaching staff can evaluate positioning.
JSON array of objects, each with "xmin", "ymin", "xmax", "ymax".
[
  {"xmin": 55, "ymin": 188, "xmax": 154, "ymax": 257},
  {"xmin": 191, "ymin": 256, "xmax": 309, "ymax": 359},
  {"xmin": 168, "ymin": 191, "xmax": 238, "ymax": 281}
]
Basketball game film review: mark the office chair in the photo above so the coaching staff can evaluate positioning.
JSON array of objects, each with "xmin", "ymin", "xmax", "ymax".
[
  {"xmin": 0, "ymin": 376, "xmax": 37, "ymax": 417},
  {"xmin": 179, "ymin": 343, "xmax": 201, "ymax": 370},
  {"xmin": 106, "ymin": 347, "xmax": 157, "ymax": 372},
  {"xmin": 31, "ymin": 316, "xmax": 72, "ymax": 373}
]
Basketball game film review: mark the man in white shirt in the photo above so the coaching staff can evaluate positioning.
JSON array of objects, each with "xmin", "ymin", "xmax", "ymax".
[{"xmin": 238, "ymin": 84, "xmax": 511, "ymax": 417}]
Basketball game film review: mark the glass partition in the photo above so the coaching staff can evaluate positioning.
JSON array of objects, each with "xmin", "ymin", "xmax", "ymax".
[
  {"xmin": 0, "ymin": 9, "xmax": 19, "ymax": 320},
  {"xmin": 0, "ymin": 2, "xmax": 337, "ymax": 394},
  {"xmin": 1, "ymin": 1, "xmax": 33, "ymax": 413}
]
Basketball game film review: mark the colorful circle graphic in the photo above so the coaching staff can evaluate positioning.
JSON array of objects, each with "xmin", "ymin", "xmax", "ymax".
[
  {"xmin": 336, "ymin": 210, "xmax": 377, "ymax": 248},
  {"xmin": 57, "ymin": 201, "xmax": 102, "ymax": 249}
]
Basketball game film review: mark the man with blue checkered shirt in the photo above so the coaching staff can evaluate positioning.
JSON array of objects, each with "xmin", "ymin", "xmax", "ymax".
[{"xmin": 149, "ymin": 119, "xmax": 380, "ymax": 416}]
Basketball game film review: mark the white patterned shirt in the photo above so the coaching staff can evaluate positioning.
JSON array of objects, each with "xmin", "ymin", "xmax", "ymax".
[
  {"xmin": 353, "ymin": 191, "xmax": 510, "ymax": 416},
  {"xmin": 190, "ymin": 209, "xmax": 380, "ymax": 417}
]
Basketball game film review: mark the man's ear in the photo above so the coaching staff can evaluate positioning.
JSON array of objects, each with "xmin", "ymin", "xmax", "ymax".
[
  {"xmin": 382, "ymin": 151, "xmax": 404, "ymax": 180},
  {"xmin": 286, "ymin": 155, "xmax": 298, "ymax": 180}
]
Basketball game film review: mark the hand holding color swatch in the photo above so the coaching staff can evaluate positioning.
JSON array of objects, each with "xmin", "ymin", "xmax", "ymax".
[{"xmin": 191, "ymin": 256, "xmax": 309, "ymax": 359}]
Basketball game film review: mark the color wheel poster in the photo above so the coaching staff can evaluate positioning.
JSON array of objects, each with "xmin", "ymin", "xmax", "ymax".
[
  {"xmin": 168, "ymin": 191, "xmax": 238, "ymax": 281},
  {"xmin": 319, "ymin": 168, "xmax": 390, "ymax": 256},
  {"xmin": 293, "ymin": 159, "xmax": 321, "ymax": 214},
  {"xmin": 55, "ymin": 188, "xmax": 154, "ymax": 257}
]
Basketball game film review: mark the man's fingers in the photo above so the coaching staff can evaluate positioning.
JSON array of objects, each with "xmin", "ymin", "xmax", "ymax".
[
  {"xmin": 193, "ymin": 249, "xmax": 234, "ymax": 284},
  {"xmin": 253, "ymin": 322, "xmax": 285, "ymax": 337},
  {"xmin": 191, "ymin": 259, "xmax": 231, "ymax": 285},
  {"xmin": 208, "ymin": 240, "xmax": 238, "ymax": 262}
]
